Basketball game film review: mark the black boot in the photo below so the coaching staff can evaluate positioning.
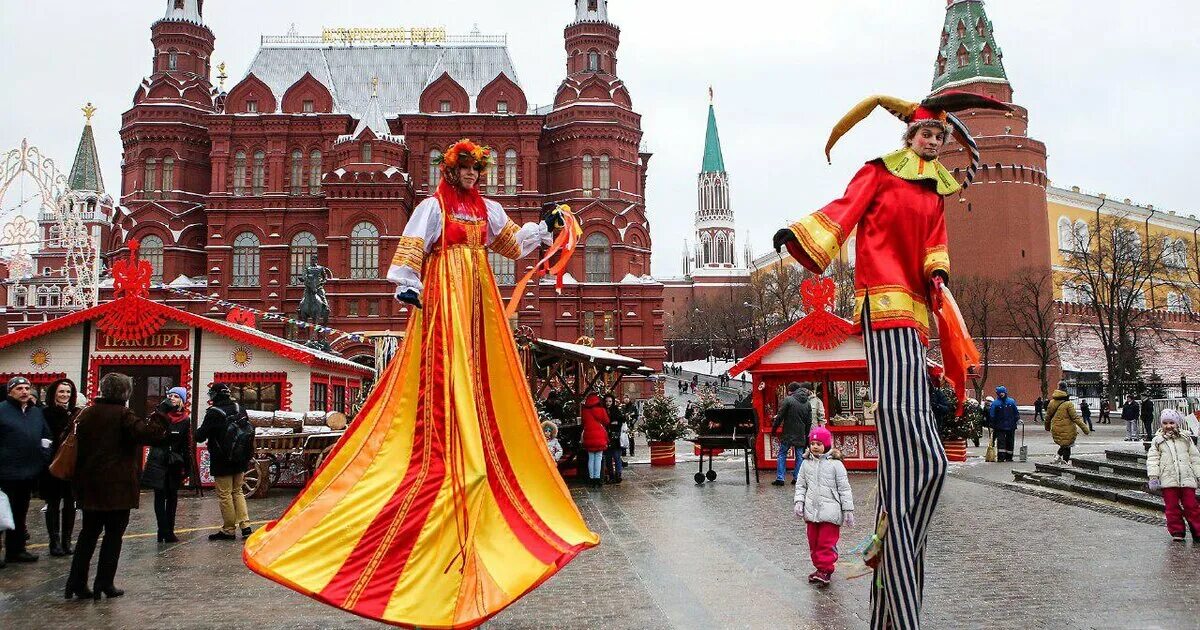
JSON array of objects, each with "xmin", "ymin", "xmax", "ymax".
[
  {"xmin": 64, "ymin": 582, "xmax": 93, "ymax": 600},
  {"xmin": 61, "ymin": 506, "xmax": 75, "ymax": 555},
  {"xmin": 47, "ymin": 511, "xmax": 65, "ymax": 557}
]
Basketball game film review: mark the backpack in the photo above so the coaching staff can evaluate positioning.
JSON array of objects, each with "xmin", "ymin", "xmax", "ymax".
[{"xmin": 211, "ymin": 403, "xmax": 255, "ymax": 468}]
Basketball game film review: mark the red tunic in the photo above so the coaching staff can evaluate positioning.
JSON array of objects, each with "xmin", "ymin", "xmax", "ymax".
[{"xmin": 786, "ymin": 159, "xmax": 950, "ymax": 344}]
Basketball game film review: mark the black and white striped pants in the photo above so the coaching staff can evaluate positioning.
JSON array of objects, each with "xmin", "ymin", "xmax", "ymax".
[{"xmin": 864, "ymin": 322, "xmax": 948, "ymax": 629}]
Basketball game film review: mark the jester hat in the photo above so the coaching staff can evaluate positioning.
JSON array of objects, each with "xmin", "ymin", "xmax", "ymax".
[
  {"xmin": 824, "ymin": 91, "xmax": 1012, "ymax": 187},
  {"xmin": 435, "ymin": 138, "xmax": 495, "ymax": 176}
]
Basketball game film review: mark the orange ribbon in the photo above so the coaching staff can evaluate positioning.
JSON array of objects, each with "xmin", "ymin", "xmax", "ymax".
[
  {"xmin": 504, "ymin": 205, "xmax": 581, "ymax": 319},
  {"xmin": 933, "ymin": 282, "xmax": 981, "ymax": 416}
]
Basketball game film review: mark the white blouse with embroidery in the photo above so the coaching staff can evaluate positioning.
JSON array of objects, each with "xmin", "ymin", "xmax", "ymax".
[{"xmin": 387, "ymin": 196, "xmax": 551, "ymax": 295}]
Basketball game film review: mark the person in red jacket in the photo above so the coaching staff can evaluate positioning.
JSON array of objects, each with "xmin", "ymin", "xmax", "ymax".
[
  {"xmin": 580, "ymin": 394, "xmax": 610, "ymax": 488},
  {"xmin": 774, "ymin": 91, "xmax": 1009, "ymax": 630}
]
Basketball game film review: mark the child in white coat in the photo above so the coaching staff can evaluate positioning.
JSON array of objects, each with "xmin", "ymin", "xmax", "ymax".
[
  {"xmin": 793, "ymin": 426, "xmax": 854, "ymax": 586},
  {"xmin": 1147, "ymin": 409, "xmax": 1200, "ymax": 541}
]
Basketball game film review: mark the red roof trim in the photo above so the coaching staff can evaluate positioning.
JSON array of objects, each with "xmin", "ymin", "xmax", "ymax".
[{"xmin": 0, "ymin": 297, "xmax": 372, "ymax": 377}]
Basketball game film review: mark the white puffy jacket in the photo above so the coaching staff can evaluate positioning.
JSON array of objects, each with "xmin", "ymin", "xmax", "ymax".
[
  {"xmin": 793, "ymin": 451, "xmax": 854, "ymax": 525},
  {"xmin": 1147, "ymin": 430, "xmax": 1200, "ymax": 489}
]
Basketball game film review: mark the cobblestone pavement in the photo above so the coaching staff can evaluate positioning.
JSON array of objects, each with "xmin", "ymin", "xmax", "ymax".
[{"xmin": 1, "ymin": 455, "xmax": 1197, "ymax": 630}]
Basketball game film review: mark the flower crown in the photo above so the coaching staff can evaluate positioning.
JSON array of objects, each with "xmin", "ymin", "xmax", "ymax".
[{"xmin": 436, "ymin": 139, "xmax": 495, "ymax": 175}]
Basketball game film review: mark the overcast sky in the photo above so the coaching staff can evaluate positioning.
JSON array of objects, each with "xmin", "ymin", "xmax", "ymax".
[{"xmin": 2, "ymin": 0, "xmax": 1198, "ymax": 276}]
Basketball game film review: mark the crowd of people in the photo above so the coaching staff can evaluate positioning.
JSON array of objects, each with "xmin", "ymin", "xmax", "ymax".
[{"xmin": 0, "ymin": 374, "xmax": 257, "ymax": 600}]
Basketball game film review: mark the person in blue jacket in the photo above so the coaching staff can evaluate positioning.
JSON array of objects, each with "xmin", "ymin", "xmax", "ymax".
[{"xmin": 989, "ymin": 386, "xmax": 1020, "ymax": 462}]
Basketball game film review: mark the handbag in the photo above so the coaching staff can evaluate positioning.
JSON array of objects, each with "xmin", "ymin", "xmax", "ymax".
[
  {"xmin": 49, "ymin": 416, "xmax": 79, "ymax": 481},
  {"xmin": 0, "ymin": 489, "xmax": 13, "ymax": 531},
  {"xmin": 985, "ymin": 429, "xmax": 998, "ymax": 463}
]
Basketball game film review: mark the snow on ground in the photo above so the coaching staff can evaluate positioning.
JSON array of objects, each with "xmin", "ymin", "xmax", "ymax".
[{"xmin": 667, "ymin": 358, "xmax": 739, "ymax": 376}]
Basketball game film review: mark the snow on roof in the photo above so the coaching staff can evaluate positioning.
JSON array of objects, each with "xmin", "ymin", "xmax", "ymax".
[{"xmin": 535, "ymin": 338, "xmax": 642, "ymax": 366}]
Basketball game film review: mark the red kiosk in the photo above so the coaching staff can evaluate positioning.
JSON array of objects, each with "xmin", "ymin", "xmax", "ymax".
[{"xmin": 730, "ymin": 278, "xmax": 940, "ymax": 472}]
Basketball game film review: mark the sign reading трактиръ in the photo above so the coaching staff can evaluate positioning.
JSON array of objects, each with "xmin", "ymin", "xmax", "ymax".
[{"xmin": 96, "ymin": 330, "xmax": 190, "ymax": 351}]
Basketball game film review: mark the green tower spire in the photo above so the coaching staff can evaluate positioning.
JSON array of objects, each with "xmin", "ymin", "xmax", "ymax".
[
  {"xmin": 68, "ymin": 105, "xmax": 105, "ymax": 193},
  {"xmin": 932, "ymin": 0, "xmax": 1008, "ymax": 93},
  {"xmin": 701, "ymin": 97, "xmax": 725, "ymax": 174}
]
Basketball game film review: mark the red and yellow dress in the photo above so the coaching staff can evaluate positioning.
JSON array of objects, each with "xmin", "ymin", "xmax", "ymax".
[{"xmin": 244, "ymin": 182, "xmax": 598, "ymax": 628}]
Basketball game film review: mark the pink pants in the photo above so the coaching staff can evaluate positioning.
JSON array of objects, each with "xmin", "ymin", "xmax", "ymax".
[
  {"xmin": 1161, "ymin": 487, "xmax": 1200, "ymax": 537},
  {"xmin": 806, "ymin": 521, "xmax": 841, "ymax": 573}
]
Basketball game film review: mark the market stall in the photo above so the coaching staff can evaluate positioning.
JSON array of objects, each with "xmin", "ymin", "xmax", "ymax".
[{"xmin": 730, "ymin": 277, "xmax": 941, "ymax": 472}]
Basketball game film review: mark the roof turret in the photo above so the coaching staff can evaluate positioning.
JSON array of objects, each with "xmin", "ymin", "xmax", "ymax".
[
  {"xmin": 68, "ymin": 103, "xmax": 105, "ymax": 193},
  {"xmin": 932, "ymin": 0, "xmax": 1008, "ymax": 93}
]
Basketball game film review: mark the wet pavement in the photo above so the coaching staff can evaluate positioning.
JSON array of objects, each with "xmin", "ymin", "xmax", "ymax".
[{"xmin": 1, "ymin": 448, "xmax": 1197, "ymax": 629}]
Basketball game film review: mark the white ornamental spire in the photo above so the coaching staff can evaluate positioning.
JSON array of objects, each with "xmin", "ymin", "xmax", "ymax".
[
  {"xmin": 575, "ymin": 0, "xmax": 609, "ymax": 22},
  {"xmin": 164, "ymin": 0, "xmax": 204, "ymax": 24}
]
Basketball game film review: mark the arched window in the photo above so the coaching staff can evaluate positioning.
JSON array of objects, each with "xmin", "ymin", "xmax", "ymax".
[
  {"xmin": 702, "ymin": 234, "xmax": 712, "ymax": 265},
  {"xmin": 11, "ymin": 286, "xmax": 27, "ymax": 308},
  {"xmin": 36, "ymin": 286, "xmax": 51, "ymax": 308},
  {"xmin": 168, "ymin": 49, "xmax": 178, "ymax": 71},
  {"xmin": 49, "ymin": 286, "xmax": 61, "ymax": 308},
  {"xmin": 715, "ymin": 233, "xmax": 727, "ymax": 264},
  {"xmin": 956, "ymin": 20, "xmax": 966, "ymax": 39},
  {"xmin": 941, "ymin": 29, "xmax": 949, "ymax": 47},
  {"xmin": 252, "ymin": 150, "xmax": 266, "ymax": 195},
  {"xmin": 349, "ymin": 222, "xmax": 380, "ymax": 279},
  {"xmin": 598, "ymin": 154, "xmax": 610, "ymax": 198},
  {"xmin": 161, "ymin": 157, "xmax": 174, "ymax": 197},
  {"xmin": 289, "ymin": 231, "xmax": 318, "ymax": 285},
  {"xmin": 144, "ymin": 158, "xmax": 158, "ymax": 197},
  {"xmin": 957, "ymin": 45, "xmax": 969, "ymax": 68},
  {"xmin": 504, "ymin": 149, "xmax": 518, "ymax": 195},
  {"xmin": 484, "ymin": 160, "xmax": 498, "ymax": 195},
  {"xmin": 1057, "ymin": 217, "xmax": 1073, "ymax": 251},
  {"xmin": 429, "ymin": 149, "xmax": 442, "ymax": 189},
  {"xmin": 233, "ymin": 151, "xmax": 246, "ymax": 196},
  {"xmin": 587, "ymin": 51, "xmax": 600, "ymax": 72},
  {"xmin": 937, "ymin": 55, "xmax": 947, "ymax": 75},
  {"xmin": 361, "ymin": 142, "xmax": 372, "ymax": 163},
  {"xmin": 140, "ymin": 235, "xmax": 165, "ymax": 283},
  {"xmin": 232, "ymin": 232, "xmax": 261, "ymax": 286},
  {"xmin": 846, "ymin": 236, "xmax": 857, "ymax": 266},
  {"xmin": 976, "ymin": 17, "xmax": 986, "ymax": 37},
  {"xmin": 487, "ymin": 251, "xmax": 516, "ymax": 285},
  {"xmin": 581, "ymin": 154, "xmax": 593, "ymax": 197},
  {"xmin": 982, "ymin": 44, "xmax": 994, "ymax": 66},
  {"xmin": 1073, "ymin": 220, "xmax": 1090, "ymax": 251},
  {"xmin": 290, "ymin": 149, "xmax": 303, "ymax": 195},
  {"xmin": 309, "ymin": 149, "xmax": 322, "ymax": 194},
  {"xmin": 584, "ymin": 233, "xmax": 611, "ymax": 282}
]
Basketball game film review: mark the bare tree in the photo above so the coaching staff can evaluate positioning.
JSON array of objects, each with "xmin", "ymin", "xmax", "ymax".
[
  {"xmin": 747, "ymin": 259, "xmax": 805, "ymax": 337},
  {"xmin": 1005, "ymin": 268, "xmax": 1059, "ymax": 399},
  {"xmin": 1060, "ymin": 211, "xmax": 1173, "ymax": 386},
  {"xmin": 825, "ymin": 259, "xmax": 857, "ymax": 319},
  {"xmin": 954, "ymin": 275, "xmax": 1004, "ymax": 401}
]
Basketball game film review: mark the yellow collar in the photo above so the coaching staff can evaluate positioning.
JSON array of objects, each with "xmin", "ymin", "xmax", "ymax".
[{"xmin": 879, "ymin": 149, "xmax": 961, "ymax": 196}]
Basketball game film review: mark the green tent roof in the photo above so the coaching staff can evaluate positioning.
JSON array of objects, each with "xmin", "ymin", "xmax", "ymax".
[
  {"xmin": 67, "ymin": 123, "xmax": 105, "ymax": 193},
  {"xmin": 701, "ymin": 103, "xmax": 725, "ymax": 173},
  {"xmin": 931, "ymin": 0, "xmax": 1008, "ymax": 93}
]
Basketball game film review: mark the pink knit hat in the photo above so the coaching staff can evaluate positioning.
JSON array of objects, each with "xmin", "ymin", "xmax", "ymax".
[{"xmin": 809, "ymin": 426, "xmax": 833, "ymax": 450}]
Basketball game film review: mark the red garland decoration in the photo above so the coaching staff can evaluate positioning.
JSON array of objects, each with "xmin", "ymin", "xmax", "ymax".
[
  {"xmin": 97, "ymin": 239, "xmax": 167, "ymax": 342},
  {"xmin": 793, "ymin": 277, "xmax": 852, "ymax": 351},
  {"xmin": 87, "ymin": 355, "xmax": 191, "ymax": 401}
]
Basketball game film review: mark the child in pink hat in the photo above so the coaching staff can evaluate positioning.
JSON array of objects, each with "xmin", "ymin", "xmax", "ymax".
[{"xmin": 793, "ymin": 426, "xmax": 854, "ymax": 586}]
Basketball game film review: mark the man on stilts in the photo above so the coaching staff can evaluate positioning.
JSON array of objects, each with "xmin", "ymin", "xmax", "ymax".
[{"xmin": 774, "ymin": 91, "xmax": 1009, "ymax": 628}]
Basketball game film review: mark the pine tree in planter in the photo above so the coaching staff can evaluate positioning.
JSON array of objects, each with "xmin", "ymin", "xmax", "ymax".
[{"xmin": 642, "ymin": 393, "xmax": 685, "ymax": 466}]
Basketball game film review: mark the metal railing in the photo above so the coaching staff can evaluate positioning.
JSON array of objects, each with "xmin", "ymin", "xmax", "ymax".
[{"xmin": 262, "ymin": 31, "xmax": 507, "ymax": 47}]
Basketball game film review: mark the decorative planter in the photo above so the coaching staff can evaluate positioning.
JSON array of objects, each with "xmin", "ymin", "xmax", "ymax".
[
  {"xmin": 942, "ymin": 438, "xmax": 968, "ymax": 463},
  {"xmin": 648, "ymin": 440, "xmax": 676, "ymax": 466}
]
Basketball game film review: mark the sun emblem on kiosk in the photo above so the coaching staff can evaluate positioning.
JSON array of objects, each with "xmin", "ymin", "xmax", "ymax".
[{"xmin": 231, "ymin": 347, "xmax": 253, "ymax": 367}]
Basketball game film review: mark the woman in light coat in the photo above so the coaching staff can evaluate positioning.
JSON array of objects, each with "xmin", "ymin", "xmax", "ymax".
[
  {"xmin": 1044, "ymin": 384, "xmax": 1089, "ymax": 464},
  {"xmin": 1147, "ymin": 409, "xmax": 1200, "ymax": 541}
]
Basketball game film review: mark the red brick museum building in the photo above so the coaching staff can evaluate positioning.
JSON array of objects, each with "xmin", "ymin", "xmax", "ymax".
[{"xmin": 110, "ymin": 0, "xmax": 664, "ymax": 370}]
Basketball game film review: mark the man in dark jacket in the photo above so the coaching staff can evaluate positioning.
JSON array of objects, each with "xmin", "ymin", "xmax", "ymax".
[
  {"xmin": 0, "ymin": 377, "xmax": 52, "ymax": 565},
  {"xmin": 196, "ymin": 384, "xmax": 252, "ymax": 541},
  {"xmin": 1121, "ymin": 394, "xmax": 1140, "ymax": 441},
  {"xmin": 1140, "ymin": 394, "xmax": 1156, "ymax": 441},
  {"xmin": 988, "ymin": 386, "xmax": 1020, "ymax": 462},
  {"xmin": 771, "ymin": 382, "xmax": 813, "ymax": 486},
  {"xmin": 621, "ymin": 396, "xmax": 639, "ymax": 457}
]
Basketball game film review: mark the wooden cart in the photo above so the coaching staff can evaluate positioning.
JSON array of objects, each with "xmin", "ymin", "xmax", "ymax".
[{"xmin": 242, "ymin": 431, "xmax": 345, "ymax": 499}]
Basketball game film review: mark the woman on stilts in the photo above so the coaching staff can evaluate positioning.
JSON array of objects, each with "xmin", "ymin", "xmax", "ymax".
[
  {"xmin": 774, "ymin": 91, "xmax": 1008, "ymax": 628},
  {"xmin": 244, "ymin": 139, "xmax": 597, "ymax": 629}
]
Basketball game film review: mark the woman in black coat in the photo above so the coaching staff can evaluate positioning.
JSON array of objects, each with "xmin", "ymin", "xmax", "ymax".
[
  {"xmin": 140, "ymin": 387, "xmax": 192, "ymax": 543},
  {"xmin": 40, "ymin": 379, "xmax": 79, "ymax": 557},
  {"xmin": 602, "ymin": 394, "xmax": 625, "ymax": 483}
]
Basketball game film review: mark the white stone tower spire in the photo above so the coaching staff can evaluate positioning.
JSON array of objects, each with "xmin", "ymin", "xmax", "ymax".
[
  {"xmin": 163, "ymin": 0, "xmax": 205, "ymax": 24},
  {"xmin": 693, "ymin": 90, "xmax": 739, "ymax": 270},
  {"xmin": 575, "ymin": 0, "xmax": 609, "ymax": 22}
]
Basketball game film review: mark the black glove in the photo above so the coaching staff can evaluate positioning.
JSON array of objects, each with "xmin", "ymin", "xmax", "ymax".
[
  {"xmin": 932, "ymin": 269, "xmax": 950, "ymax": 286},
  {"xmin": 773, "ymin": 228, "xmax": 797, "ymax": 253},
  {"xmin": 157, "ymin": 399, "xmax": 175, "ymax": 414},
  {"xmin": 541, "ymin": 202, "xmax": 565, "ymax": 232},
  {"xmin": 396, "ymin": 289, "xmax": 423, "ymax": 309}
]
